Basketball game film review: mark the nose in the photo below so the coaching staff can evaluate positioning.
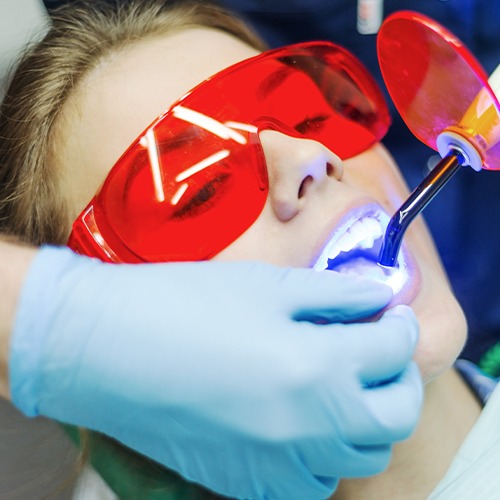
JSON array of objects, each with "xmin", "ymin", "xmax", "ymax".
[{"xmin": 259, "ymin": 130, "xmax": 343, "ymax": 221}]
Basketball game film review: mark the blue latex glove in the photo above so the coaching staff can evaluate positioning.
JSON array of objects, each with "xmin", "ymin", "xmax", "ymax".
[{"xmin": 10, "ymin": 246, "xmax": 422, "ymax": 500}]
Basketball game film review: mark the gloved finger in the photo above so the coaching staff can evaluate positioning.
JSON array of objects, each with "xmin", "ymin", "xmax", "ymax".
[
  {"xmin": 278, "ymin": 268, "xmax": 393, "ymax": 322},
  {"xmin": 350, "ymin": 305, "xmax": 419, "ymax": 384},
  {"xmin": 296, "ymin": 434, "xmax": 392, "ymax": 479},
  {"xmin": 245, "ymin": 444, "xmax": 338, "ymax": 500},
  {"xmin": 348, "ymin": 361, "xmax": 423, "ymax": 445}
]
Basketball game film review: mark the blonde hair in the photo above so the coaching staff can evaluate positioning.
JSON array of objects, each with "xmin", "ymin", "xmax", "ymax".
[{"xmin": 0, "ymin": 0, "xmax": 266, "ymax": 246}]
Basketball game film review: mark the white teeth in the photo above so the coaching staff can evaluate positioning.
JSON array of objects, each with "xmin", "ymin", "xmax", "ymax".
[
  {"xmin": 357, "ymin": 218, "xmax": 383, "ymax": 249},
  {"xmin": 329, "ymin": 217, "xmax": 383, "ymax": 258},
  {"xmin": 313, "ymin": 211, "xmax": 410, "ymax": 295},
  {"xmin": 337, "ymin": 226, "xmax": 359, "ymax": 253},
  {"xmin": 313, "ymin": 215, "xmax": 385, "ymax": 271}
]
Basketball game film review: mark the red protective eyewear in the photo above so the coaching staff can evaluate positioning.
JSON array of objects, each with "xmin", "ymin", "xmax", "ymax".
[{"xmin": 68, "ymin": 41, "xmax": 391, "ymax": 263}]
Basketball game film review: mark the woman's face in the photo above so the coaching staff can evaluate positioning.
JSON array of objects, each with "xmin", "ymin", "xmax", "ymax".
[{"xmin": 55, "ymin": 27, "xmax": 466, "ymax": 382}]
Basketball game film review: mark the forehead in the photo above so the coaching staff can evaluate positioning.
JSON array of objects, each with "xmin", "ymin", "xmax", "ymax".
[{"xmin": 56, "ymin": 27, "xmax": 259, "ymax": 222}]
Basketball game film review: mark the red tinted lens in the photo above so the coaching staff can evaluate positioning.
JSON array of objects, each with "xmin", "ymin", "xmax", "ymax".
[
  {"xmin": 75, "ymin": 122, "xmax": 267, "ymax": 262},
  {"xmin": 378, "ymin": 11, "xmax": 500, "ymax": 169},
  {"xmin": 69, "ymin": 42, "xmax": 390, "ymax": 263}
]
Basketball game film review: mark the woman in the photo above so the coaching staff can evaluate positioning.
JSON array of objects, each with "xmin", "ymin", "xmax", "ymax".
[{"xmin": 0, "ymin": 0, "xmax": 496, "ymax": 498}]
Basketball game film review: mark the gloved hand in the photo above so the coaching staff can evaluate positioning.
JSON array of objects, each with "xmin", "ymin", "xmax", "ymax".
[{"xmin": 10, "ymin": 246, "xmax": 422, "ymax": 500}]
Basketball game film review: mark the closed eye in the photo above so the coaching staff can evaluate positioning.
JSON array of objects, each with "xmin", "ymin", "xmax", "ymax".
[{"xmin": 172, "ymin": 172, "xmax": 230, "ymax": 219}]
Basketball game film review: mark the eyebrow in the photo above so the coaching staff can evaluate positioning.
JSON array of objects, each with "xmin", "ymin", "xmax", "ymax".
[{"xmin": 256, "ymin": 65, "xmax": 295, "ymax": 100}]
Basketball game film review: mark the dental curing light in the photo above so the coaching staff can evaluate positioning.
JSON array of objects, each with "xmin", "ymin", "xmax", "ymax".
[{"xmin": 376, "ymin": 11, "xmax": 500, "ymax": 267}]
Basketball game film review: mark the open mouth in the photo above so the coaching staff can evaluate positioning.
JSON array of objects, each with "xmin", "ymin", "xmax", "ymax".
[{"xmin": 313, "ymin": 210, "xmax": 409, "ymax": 294}]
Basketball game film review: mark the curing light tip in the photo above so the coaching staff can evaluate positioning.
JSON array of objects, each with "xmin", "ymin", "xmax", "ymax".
[{"xmin": 377, "ymin": 151, "xmax": 466, "ymax": 267}]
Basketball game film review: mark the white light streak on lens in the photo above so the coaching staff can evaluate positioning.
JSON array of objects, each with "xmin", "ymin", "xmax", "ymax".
[
  {"xmin": 140, "ymin": 129, "xmax": 165, "ymax": 202},
  {"xmin": 224, "ymin": 121, "xmax": 258, "ymax": 134},
  {"xmin": 175, "ymin": 149, "xmax": 230, "ymax": 182},
  {"xmin": 173, "ymin": 105, "xmax": 247, "ymax": 144},
  {"xmin": 93, "ymin": 231, "xmax": 106, "ymax": 246},
  {"xmin": 170, "ymin": 182, "xmax": 189, "ymax": 206}
]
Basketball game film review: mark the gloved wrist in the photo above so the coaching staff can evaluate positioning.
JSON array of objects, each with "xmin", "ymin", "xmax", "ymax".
[{"xmin": 10, "ymin": 245, "xmax": 78, "ymax": 415}]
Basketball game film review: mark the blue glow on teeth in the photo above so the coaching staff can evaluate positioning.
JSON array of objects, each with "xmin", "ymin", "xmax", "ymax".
[
  {"xmin": 313, "ymin": 215, "xmax": 384, "ymax": 272},
  {"xmin": 314, "ymin": 213, "xmax": 409, "ymax": 294}
]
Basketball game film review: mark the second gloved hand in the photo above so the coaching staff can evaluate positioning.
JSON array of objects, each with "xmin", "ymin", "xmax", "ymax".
[{"xmin": 10, "ymin": 246, "xmax": 422, "ymax": 500}]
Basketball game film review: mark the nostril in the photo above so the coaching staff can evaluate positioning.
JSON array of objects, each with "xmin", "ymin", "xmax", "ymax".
[
  {"xmin": 326, "ymin": 163, "xmax": 335, "ymax": 177},
  {"xmin": 298, "ymin": 175, "xmax": 313, "ymax": 198}
]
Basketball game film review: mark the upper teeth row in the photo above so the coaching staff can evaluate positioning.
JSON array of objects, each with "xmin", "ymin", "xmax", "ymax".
[{"xmin": 314, "ymin": 215, "xmax": 385, "ymax": 271}]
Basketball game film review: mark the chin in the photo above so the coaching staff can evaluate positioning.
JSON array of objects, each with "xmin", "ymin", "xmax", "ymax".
[{"xmin": 412, "ymin": 286, "xmax": 467, "ymax": 383}]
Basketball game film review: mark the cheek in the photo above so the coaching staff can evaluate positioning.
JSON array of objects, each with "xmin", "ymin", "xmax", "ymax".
[
  {"xmin": 413, "ymin": 292, "xmax": 467, "ymax": 382},
  {"xmin": 212, "ymin": 202, "xmax": 278, "ymax": 263},
  {"xmin": 343, "ymin": 146, "xmax": 411, "ymax": 212},
  {"xmin": 213, "ymin": 203, "xmax": 314, "ymax": 267}
]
